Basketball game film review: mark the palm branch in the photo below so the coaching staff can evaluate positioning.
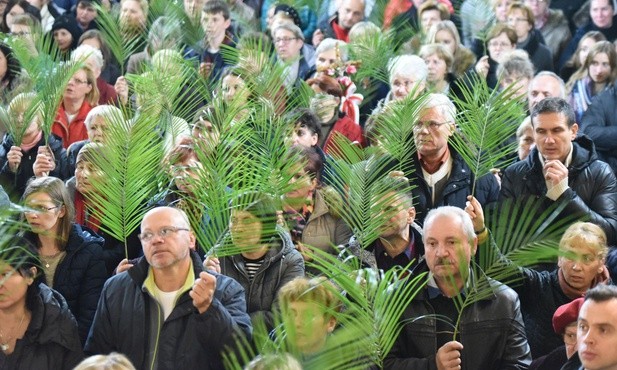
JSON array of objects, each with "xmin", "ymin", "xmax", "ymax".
[
  {"xmin": 449, "ymin": 74, "xmax": 525, "ymax": 194},
  {"xmin": 84, "ymin": 103, "xmax": 166, "ymax": 258},
  {"xmin": 447, "ymin": 198, "xmax": 581, "ymax": 339},
  {"xmin": 94, "ymin": 3, "xmax": 144, "ymax": 74}
]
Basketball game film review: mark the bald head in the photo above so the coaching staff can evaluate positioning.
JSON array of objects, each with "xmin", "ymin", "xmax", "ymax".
[
  {"xmin": 141, "ymin": 206, "xmax": 191, "ymax": 231},
  {"xmin": 527, "ymin": 72, "xmax": 566, "ymax": 112},
  {"xmin": 338, "ymin": 0, "xmax": 365, "ymax": 30}
]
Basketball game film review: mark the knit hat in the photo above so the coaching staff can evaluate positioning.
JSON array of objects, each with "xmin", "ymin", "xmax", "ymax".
[
  {"xmin": 274, "ymin": 4, "xmax": 302, "ymax": 28},
  {"xmin": 552, "ymin": 297, "xmax": 585, "ymax": 334},
  {"xmin": 51, "ymin": 14, "xmax": 83, "ymax": 51}
]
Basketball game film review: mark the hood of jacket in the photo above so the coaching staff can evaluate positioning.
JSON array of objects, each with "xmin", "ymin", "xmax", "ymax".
[{"xmin": 65, "ymin": 223, "xmax": 105, "ymax": 254}]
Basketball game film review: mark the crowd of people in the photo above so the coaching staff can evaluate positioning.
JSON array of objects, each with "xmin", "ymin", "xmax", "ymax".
[{"xmin": 1, "ymin": 0, "xmax": 617, "ymax": 369}]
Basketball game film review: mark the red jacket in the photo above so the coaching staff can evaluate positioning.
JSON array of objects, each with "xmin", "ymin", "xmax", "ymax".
[
  {"xmin": 53, "ymin": 101, "xmax": 93, "ymax": 149},
  {"xmin": 97, "ymin": 77, "xmax": 118, "ymax": 105},
  {"xmin": 323, "ymin": 114, "xmax": 365, "ymax": 156}
]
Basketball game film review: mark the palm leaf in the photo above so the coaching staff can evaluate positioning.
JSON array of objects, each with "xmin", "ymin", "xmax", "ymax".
[
  {"xmin": 94, "ymin": 3, "xmax": 144, "ymax": 74},
  {"xmin": 449, "ymin": 74, "xmax": 525, "ymax": 194},
  {"xmin": 85, "ymin": 104, "xmax": 166, "ymax": 258}
]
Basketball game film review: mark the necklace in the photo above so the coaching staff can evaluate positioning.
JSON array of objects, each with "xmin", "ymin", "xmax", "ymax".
[
  {"xmin": 0, "ymin": 312, "xmax": 26, "ymax": 352},
  {"xmin": 40, "ymin": 250, "xmax": 63, "ymax": 269}
]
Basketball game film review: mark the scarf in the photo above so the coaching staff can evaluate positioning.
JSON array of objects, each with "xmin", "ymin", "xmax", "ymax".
[
  {"xmin": 20, "ymin": 131, "xmax": 43, "ymax": 153},
  {"xmin": 74, "ymin": 191, "xmax": 101, "ymax": 233},
  {"xmin": 558, "ymin": 266, "xmax": 610, "ymax": 300}
]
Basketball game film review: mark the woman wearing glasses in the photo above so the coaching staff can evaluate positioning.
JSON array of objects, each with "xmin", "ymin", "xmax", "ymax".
[
  {"xmin": 506, "ymin": 2, "xmax": 553, "ymax": 73},
  {"xmin": 52, "ymin": 66, "xmax": 99, "ymax": 149},
  {"xmin": 21, "ymin": 176, "xmax": 107, "ymax": 345},
  {"xmin": 474, "ymin": 23, "xmax": 517, "ymax": 90}
]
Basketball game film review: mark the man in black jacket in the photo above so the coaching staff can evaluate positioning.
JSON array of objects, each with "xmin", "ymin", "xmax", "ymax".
[
  {"xmin": 501, "ymin": 98, "xmax": 617, "ymax": 248},
  {"xmin": 384, "ymin": 206, "xmax": 531, "ymax": 369},
  {"xmin": 85, "ymin": 206, "xmax": 252, "ymax": 370}
]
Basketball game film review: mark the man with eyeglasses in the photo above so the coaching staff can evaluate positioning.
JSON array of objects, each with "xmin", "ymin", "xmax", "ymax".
[
  {"xmin": 407, "ymin": 93, "xmax": 500, "ymax": 226},
  {"xmin": 272, "ymin": 23, "xmax": 313, "ymax": 89},
  {"xmin": 85, "ymin": 206, "xmax": 252, "ymax": 370}
]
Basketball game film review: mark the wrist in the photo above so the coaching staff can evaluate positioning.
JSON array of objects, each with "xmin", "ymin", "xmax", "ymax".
[{"xmin": 475, "ymin": 226, "xmax": 486, "ymax": 235}]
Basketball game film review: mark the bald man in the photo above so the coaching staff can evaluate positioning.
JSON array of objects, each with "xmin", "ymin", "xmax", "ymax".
[{"xmin": 85, "ymin": 206, "xmax": 252, "ymax": 370}]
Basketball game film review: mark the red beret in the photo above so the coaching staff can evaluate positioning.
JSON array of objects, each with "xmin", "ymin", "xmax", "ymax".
[{"xmin": 552, "ymin": 298, "xmax": 585, "ymax": 334}]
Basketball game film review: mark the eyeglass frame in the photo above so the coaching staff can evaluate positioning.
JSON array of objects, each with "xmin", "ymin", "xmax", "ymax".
[
  {"xmin": 138, "ymin": 226, "xmax": 190, "ymax": 242},
  {"xmin": 412, "ymin": 120, "xmax": 451, "ymax": 132},
  {"xmin": 274, "ymin": 36, "xmax": 299, "ymax": 45},
  {"xmin": 24, "ymin": 205, "xmax": 61, "ymax": 214}
]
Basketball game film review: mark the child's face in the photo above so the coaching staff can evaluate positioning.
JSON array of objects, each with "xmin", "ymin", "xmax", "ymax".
[
  {"xmin": 201, "ymin": 11, "xmax": 231, "ymax": 39},
  {"xmin": 285, "ymin": 300, "xmax": 336, "ymax": 354}
]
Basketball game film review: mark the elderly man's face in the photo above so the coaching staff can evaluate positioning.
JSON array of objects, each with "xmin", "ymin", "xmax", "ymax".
[
  {"xmin": 528, "ymin": 75, "xmax": 563, "ymax": 112},
  {"xmin": 140, "ymin": 208, "xmax": 195, "ymax": 269},
  {"xmin": 413, "ymin": 106, "xmax": 454, "ymax": 158},
  {"xmin": 338, "ymin": 0, "xmax": 364, "ymax": 30},
  {"xmin": 424, "ymin": 213, "xmax": 477, "ymax": 288},
  {"xmin": 577, "ymin": 298, "xmax": 617, "ymax": 370}
]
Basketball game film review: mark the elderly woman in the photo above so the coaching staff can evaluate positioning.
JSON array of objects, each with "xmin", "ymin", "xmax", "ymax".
[
  {"xmin": 374, "ymin": 54, "xmax": 428, "ymax": 113},
  {"xmin": 65, "ymin": 142, "xmax": 143, "ymax": 275},
  {"xmin": 506, "ymin": 2, "xmax": 553, "ymax": 72},
  {"xmin": 65, "ymin": 104, "xmax": 122, "ymax": 174},
  {"xmin": 204, "ymin": 192, "xmax": 305, "ymax": 328},
  {"xmin": 467, "ymin": 199, "xmax": 611, "ymax": 360},
  {"xmin": 21, "ymin": 176, "xmax": 107, "ymax": 344},
  {"xmin": 566, "ymin": 41, "xmax": 617, "ymax": 122},
  {"xmin": 52, "ymin": 66, "xmax": 99, "ymax": 149},
  {"xmin": 427, "ymin": 20, "xmax": 476, "ymax": 79},
  {"xmin": 419, "ymin": 43, "xmax": 454, "ymax": 95},
  {"xmin": 0, "ymin": 237, "xmax": 83, "ymax": 369},
  {"xmin": 0, "ymin": 93, "xmax": 69, "ymax": 199},
  {"xmin": 313, "ymin": 38, "xmax": 347, "ymax": 75},
  {"xmin": 516, "ymin": 116, "xmax": 534, "ymax": 161},
  {"xmin": 78, "ymin": 30, "xmax": 121, "ymax": 85},
  {"xmin": 529, "ymin": 298, "xmax": 584, "ymax": 370},
  {"xmin": 497, "ymin": 49, "xmax": 535, "ymax": 102},
  {"xmin": 71, "ymin": 45, "xmax": 117, "ymax": 105}
]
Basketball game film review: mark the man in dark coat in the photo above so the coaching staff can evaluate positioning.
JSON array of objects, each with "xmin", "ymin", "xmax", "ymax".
[
  {"xmin": 501, "ymin": 97, "xmax": 617, "ymax": 247},
  {"xmin": 85, "ymin": 206, "xmax": 252, "ymax": 370},
  {"xmin": 407, "ymin": 93, "xmax": 500, "ymax": 225},
  {"xmin": 384, "ymin": 206, "xmax": 531, "ymax": 369}
]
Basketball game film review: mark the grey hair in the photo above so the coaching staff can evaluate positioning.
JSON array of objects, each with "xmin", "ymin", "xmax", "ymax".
[
  {"xmin": 533, "ymin": 71, "xmax": 566, "ymax": 98},
  {"xmin": 348, "ymin": 21, "xmax": 380, "ymax": 42},
  {"xmin": 148, "ymin": 16, "xmax": 183, "ymax": 48},
  {"xmin": 315, "ymin": 38, "xmax": 348, "ymax": 61},
  {"xmin": 424, "ymin": 206, "xmax": 476, "ymax": 245},
  {"xmin": 84, "ymin": 104, "xmax": 123, "ymax": 130},
  {"xmin": 272, "ymin": 23, "xmax": 305, "ymax": 41},
  {"xmin": 388, "ymin": 55, "xmax": 428, "ymax": 85},
  {"xmin": 497, "ymin": 49, "xmax": 535, "ymax": 81},
  {"xmin": 422, "ymin": 93, "xmax": 456, "ymax": 123},
  {"xmin": 71, "ymin": 44, "xmax": 104, "ymax": 69}
]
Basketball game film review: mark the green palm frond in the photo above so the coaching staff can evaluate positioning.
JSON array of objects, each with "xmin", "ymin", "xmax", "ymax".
[
  {"xmin": 305, "ymin": 247, "xmax": 428, "ymax": 368},
  {"xmin": 85, "ymin": 105, "xmax": 166, "ymax": 258},
  {"xmin": 94, "ymin": 4, "xmax": 144, "ymax": 74},
  {"xmin": 449, "ymin": 75, "xmax": 525, "ymax": 194},
  {"xmin": 448, "ymin": 198, "xmax": 580, "ymax": 339}
]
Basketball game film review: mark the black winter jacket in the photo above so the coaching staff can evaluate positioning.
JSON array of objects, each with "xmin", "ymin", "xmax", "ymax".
[
  {"xmin": 518, "ymin": 29, "xmax": 553, "ymax": 73},
  {"xmin": 500, "ymin": 136, "xmax": 617, "ymax": 245},
  {"xmin": 27, "ymin": 223, "xmax": 107, "ymax": 344},
  {"xmin": 580, "ymin": 85, "xmax": 617, "ymax": 175},
  {"xmin": 85, "ymin": 251, "xmax": 253, "ymax": 370},
  {"xmin": 411, "ymin": 147, "xmax": 501, "ymax": 225},
  {"xmin": 0, "ymin": 284, "xmax": 83, "ymax": 370},
  {"xmin": 0, "ymin": 133, "xmax": 69, "ymax": 200},
  {"xmin": 383, "ymin": 261, "xmax": 531, "ymax": 369},
  {"xmin": 211, "ymin": 230, "xmax": 305, "ymax": 328}
]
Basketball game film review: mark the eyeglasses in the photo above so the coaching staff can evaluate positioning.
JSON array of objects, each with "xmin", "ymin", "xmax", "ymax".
[
  {"xmin": 11, "ymin": 31, "xmax": 30, "ymax": 37},
  {"xmin": 488, "ymin": 41, "xmax": 513, "ymax": 48},
  {"xmin": 413, "ymin": 120, "xmax": 450, "ymax": 131},
  {"xmin": 24, "ymin": 205, "xmax": 60, "ymax": 214},
  {"xmin": 69, "ymin": 77, "xmax": 89, "ymax": 85},
  {"xmin": 563, "ymin": 253, "xmax": 601, "ymax": 265},
  {"xmin": 274, "ymin": 37, "xmax": 298, "ymax": 45},
  {"xmin": 138, "ymin": 226, "xmax": 190, "ymax": 242},
  {"xmin": 563, "ymin": 332, "xmax": 577, "ymax": 345}
]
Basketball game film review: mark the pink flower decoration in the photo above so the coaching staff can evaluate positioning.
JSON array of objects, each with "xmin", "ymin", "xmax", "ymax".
[{"xmin": 346, "ymin": 65, "xmax": 357, "ymax": 74}]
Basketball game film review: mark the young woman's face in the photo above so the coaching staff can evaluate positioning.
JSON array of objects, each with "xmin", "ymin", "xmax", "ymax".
[
  {"xmin": 588, "ymin": 52, "xmax": 611, "ymax": 84},
  {"xmin": 0, "ymin": 262, "xmax": 32, "ymax": 311},
  {"xmin": 435, "ymin": 29, "xmax": 456, "ymax": 56},
  {"xmin": 53, "ymin": 28, "xmax": 73, "ymax": 51},
  {"xmin": 222, "ymin": 74, "xmax": 249, "ymax": 105},
  {"xmin": 579, "ymin": 37, "xmax": 599, "ymax": 66},
  {"xmin": 230, "ymin": 209, "xmax": 264, "ymax": 250},
  {"xmin": 23, "ymin": 192, "xmax": 65, "ymax": 235},
  {"xmin": 5, "ymin": 4, "xmax": 24, "ymax": 29}
]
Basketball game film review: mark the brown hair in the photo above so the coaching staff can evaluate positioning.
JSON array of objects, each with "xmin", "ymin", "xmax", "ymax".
[{"xmin": 306, "ymin": 75, "xmax": 343, "ymax": 97}]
